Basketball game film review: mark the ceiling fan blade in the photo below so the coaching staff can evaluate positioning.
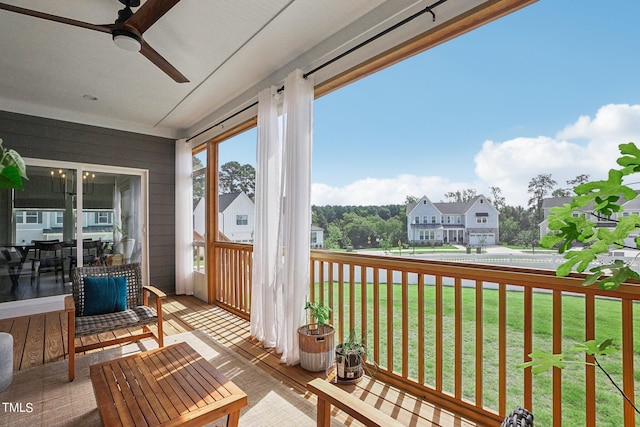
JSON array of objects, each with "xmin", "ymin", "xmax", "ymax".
[
  {"xmin": 126, "ymin": 0, "xmax": 180, "ymax": 34},
  {"xmin": 140, "ymin": 41, "xmax": 189, "ymax": 83},
  {"xmin": 0, "ymin": 3, "xmax": 111, "ymax": 34}
]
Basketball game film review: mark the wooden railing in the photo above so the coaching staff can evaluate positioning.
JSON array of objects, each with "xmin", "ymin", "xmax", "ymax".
[
  {"xmin": 212, "ymin": 242, "xmax": 252, "ymax": 318},
  {"xmin": 193, "ymin": 241, "xmax": 206, "ymax": 273},
  {"xmin": 213, "ymin": 244, "xmax": 640, "ymax": 426}
]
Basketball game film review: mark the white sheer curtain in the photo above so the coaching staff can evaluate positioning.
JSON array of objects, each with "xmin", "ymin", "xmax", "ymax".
[
  {"xmin": 250, "ymin": 69, "xmax": 314, "ymax": 365},
  {"xmin": 113, "ymin": 181, "xmax": 122, "ymax": 244},
  {"xmin": 175, "ymin": 138, "xmax": 194, "ymax": 295},
  {"xmin": 250, "ymin": 86, "xmax": 281, "ymax": 348},
  {"xmin": 130, "ymin": 177, "xmax": 142, "ymax": 262}
]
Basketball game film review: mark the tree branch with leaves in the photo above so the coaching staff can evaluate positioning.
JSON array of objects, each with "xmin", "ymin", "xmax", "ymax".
[{"xmin": 540, "ymin": 142, "xmax": 640, "ymax": 289}]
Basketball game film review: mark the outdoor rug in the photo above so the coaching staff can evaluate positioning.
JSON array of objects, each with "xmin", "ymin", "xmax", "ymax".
[{"xmin": 0, "ymin": 329, "xmax": 345, "ymax": 426}]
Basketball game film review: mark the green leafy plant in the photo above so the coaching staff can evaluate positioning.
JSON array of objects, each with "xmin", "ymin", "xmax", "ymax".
[
  {"xmin": 519, "ymin": 339, "xmax": 639, "ymax": 414},
  {"xmin": 540, "ymin": 142, "xmax": 640, "ymax": 289},
  {"xmin": 113, "ymin": 221, "xmax": 128, "ymax": 240},
  {"xmin": 304, "ymin": 301, "xmax": 331, "ymax": 326},
  {"xmin": 339, "ymin": 327, "xmax": 366, "ymax": 354},
  {"xmin": 0, "ymin": 138, "xmax": 28, "ymax": 190}
]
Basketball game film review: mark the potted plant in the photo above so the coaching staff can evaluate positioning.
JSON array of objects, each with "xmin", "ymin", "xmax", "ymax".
[
  {"xmin": 335, "ymin": 328, "xmax": 367, "ymax": 383},
  {"xmin": 298, "ymin": 301, "xmax": 335, "ymax": 372},
  {"xmin": 114, "ymin": 221, "xmax": 135, "ymax": 261},
  {"xmin": 0, "ymin": 138, "xmax": 28, "ymax": 190},
  {"xmin": 304, "ymin": 301, "xmax": 331, "ymax": 333}
]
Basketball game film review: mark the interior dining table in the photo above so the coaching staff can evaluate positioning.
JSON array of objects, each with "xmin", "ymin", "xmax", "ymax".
[
  {"xmin": 1, "ymin": 243, "xmax": 35, "ymax": 291},
  {"xmin": 0, "ymin": 240, "xmax": 84, "ymax": 291}
]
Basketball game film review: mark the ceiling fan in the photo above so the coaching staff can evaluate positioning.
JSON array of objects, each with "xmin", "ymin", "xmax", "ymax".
[{"xmin": 0, "ymin": 0, "xmax": 189, "ymax": 83}]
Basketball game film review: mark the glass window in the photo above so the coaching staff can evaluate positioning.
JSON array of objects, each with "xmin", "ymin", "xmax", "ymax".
[
  {"xmin": 218, "ymin": 128, "xmax": 256, "ymax": 244},
  {"xmin": 26, "ymin": 211, "xmax": 39, "ymax": 224},
  {"xmin": 2, "ymin": 163, "xmax": 146, "ymax": 274},
  {"xmin": 95, "ymin": 211, "xmax": 111, "ymax": 224},
  {"xmin": 431, "ymin": 215, "xmax": 436, "ymax": 224}
]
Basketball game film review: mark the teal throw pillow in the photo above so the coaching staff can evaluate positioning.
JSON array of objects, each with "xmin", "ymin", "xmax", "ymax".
[{"xmin": 83, "ymin": 276, "xmax": 128, "ymax": 316}]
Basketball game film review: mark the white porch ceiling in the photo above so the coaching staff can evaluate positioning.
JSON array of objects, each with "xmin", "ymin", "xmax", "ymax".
[{"xmin": 0, "ymin": 1, "xmax": 533, "ymax": 140}]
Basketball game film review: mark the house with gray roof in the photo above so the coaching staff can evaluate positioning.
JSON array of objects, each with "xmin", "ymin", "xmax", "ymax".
[
  {"xmin": 406, "ymin": 195, "xmax": 499, "ymax": 246},
  {"xmin": 539, "ymin": 194, "xmax": 640, "ymax": 246},
  {"xmin": 194, "ymin": 192, "xmax": 324, "ymax": 246}
]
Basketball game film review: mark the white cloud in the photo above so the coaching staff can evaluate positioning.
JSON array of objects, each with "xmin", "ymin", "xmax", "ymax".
[
  {"xmin": 476, "ymin": 104, "xmax": 640, "ymax": 206},
  {"xmin": 473, "ymin": 136, "xmax": 603, "ymax": 207},
  {"xmin": 557, "ymin": 104, "xmax": 640, "ymax": 141},
  {"xmin": 312, "ymin": 104, "xmax": 640, "ymax": 207},
  {"xmin": 311, "ymin": 175, "xmax": 478, "ymax": 206}
]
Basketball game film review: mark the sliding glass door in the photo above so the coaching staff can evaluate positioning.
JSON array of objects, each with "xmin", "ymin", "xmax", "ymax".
[{"xmin": 0, "ymin": 159, "xmax": 148, "ymax": 290}]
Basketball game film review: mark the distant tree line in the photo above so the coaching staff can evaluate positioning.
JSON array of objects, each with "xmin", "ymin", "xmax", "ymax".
[
  {"xmin": 213, "ymin": 160, "xmax": 587, "ymax": 250},
  {"xmin": 313, "ymin": 173, "xmax": 590, "ymax": 250},
  {"xmin": 312, "ymin": 205, "xmax": 406, "ymax": 250}
]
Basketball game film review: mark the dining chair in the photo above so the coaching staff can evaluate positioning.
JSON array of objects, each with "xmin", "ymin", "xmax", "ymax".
[
  {"xmin": 31, "ymin": 240, "xmax": 65, "ymax": 285},
  {"xmin": 68, "ymin": 239, "xmax": 102, "ymax": 274}
]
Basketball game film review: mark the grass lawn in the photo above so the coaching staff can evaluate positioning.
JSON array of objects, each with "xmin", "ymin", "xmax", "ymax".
[{"xmin": 314, "ymin": 282, "xmax": 639, "ymax": 426}]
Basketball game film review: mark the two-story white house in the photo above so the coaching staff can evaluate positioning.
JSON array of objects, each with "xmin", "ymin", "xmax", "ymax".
[{"xmin": 406, "ymin": 195, "xmax": 499, "ymax": 246}]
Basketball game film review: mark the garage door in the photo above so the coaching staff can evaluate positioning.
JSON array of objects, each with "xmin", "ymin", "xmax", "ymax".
[{"xmin": 469, "ymin": 233, "xmax": 495, "ymax": 245}]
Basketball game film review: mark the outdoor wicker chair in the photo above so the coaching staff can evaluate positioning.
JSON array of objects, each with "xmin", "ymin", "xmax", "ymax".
[{"xmin": 65, "ymin": 262, "xmax": 165, "ymax": 381}]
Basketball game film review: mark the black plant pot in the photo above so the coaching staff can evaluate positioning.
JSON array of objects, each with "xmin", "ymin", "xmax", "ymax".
[{"xmin": 335, "ymin": 343, "xmax": 365, "ymax": 383}]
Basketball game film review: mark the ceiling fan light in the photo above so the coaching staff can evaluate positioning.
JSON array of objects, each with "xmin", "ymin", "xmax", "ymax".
[{"xmin": 112, "ymin": 30, "xmax": 141, "ymax": 52}]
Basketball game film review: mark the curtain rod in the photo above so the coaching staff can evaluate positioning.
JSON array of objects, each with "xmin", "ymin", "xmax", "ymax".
[{"xmin": 187, "ymin": 0, "xmax": 448, "ymax": 143}]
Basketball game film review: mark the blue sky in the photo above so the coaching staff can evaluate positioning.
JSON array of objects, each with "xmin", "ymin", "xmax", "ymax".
[{"xmin": 220, "ymin": 0, "xmax": 640, "ymax": 207}]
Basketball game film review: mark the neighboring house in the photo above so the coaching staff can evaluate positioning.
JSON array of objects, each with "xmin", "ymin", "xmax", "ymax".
[
  {"xmin": 193, "ymin": 192, "xmax": 255, "ymax": 243},
  {"xmin": 194, "ymin": 192, "xmax": 324, "ymax": 247},
  {"xmin": 15, "ymin": 209, "xmax": 115, "ymax": 244},
  {"xmin": 539, "ymin": 194, "xmax": 640, "ymax": 247},
  {"xmin": 311, "ymin": 225, "xmax": 324, "ymax": 249},
  {"xmin": 406, "ymin": 195, "xmax": 499, "ymax": 245},
  {"xmin": 218, "ymin": 192, "xmax": 256, "ymax": 243}
]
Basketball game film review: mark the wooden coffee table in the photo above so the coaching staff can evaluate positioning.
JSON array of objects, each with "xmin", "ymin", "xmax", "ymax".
[{"xmin": 90, "ymin": 341, "xmax": 248, "ymax": 427}]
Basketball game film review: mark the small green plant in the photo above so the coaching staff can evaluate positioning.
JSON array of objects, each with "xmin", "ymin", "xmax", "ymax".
[
  {"xmin": 0, "ymin": 138, "xmax": 28, "ymax": 190},
  {"xmin": 519, "ymin": 339, "xmax": 639, "ymax": 415},
  {"xmin": 334, "ymin": 327, "xmax": 380, "ymax": 382},
  {"xmin": 339, "ymin": 327, "xmax": 366, "ymax": 354},
  {"xmin": 304, "ymin": 301, "xmax": 331, "ymax": 326}
]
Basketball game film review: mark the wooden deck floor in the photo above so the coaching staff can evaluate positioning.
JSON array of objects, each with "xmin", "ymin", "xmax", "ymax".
[{"xmin": 0, "ymin": 295, "xmax": 482, "ymax": 427}]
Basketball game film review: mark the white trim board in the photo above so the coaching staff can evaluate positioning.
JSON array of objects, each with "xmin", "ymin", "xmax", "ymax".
[{"xmin": 0, "ymin": 295, "xmax": 66, "ymax": 320}]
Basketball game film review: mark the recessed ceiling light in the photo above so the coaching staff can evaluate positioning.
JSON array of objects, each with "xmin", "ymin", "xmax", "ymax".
[{"xmin": 83, "ymin": 94, "xmax": 98, "ymax": 101}]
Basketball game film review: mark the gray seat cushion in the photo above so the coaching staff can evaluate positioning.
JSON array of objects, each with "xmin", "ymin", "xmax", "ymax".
[{"xmin": 75, "ymin": 305, "xmax": 158, "ymax": 337}]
